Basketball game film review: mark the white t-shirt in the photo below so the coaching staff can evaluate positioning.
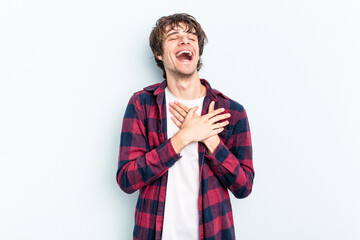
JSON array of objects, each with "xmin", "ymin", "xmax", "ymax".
[{"xmin": 161, "ymin": 87, "xmax": 205, "ymax": 240}]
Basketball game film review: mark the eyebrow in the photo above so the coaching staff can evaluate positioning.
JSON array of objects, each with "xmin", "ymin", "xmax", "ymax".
[
  {"xmin": 166, "ymin": 31, "xmax": 197, "ymax": 39},
  {"xmin": 166, "ymin": 31, "xmax": 179, "ymax": 38}
]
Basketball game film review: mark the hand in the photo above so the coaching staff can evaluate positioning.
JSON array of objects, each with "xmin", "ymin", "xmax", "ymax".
[{"xmin": 169, "ymin": 101, "xmax": 230, "ymax": 154}]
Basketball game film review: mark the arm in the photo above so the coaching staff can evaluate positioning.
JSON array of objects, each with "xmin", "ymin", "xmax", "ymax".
[
  {"xmin": 205, "ymin": 108, "xmax": 254, "ymax": 198},
  {"xmin": 170, "ymin": 101, "xmax": 254, "ymax": 198},
  {"xmin": 116, "ymin": 94, "xmax": 181, "ymax": 194}
]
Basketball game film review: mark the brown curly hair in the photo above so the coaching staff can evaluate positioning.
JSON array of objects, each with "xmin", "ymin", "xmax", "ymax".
[{"xmin": 149, "ymin": 13, "xmax": 208, "ymax": 79}]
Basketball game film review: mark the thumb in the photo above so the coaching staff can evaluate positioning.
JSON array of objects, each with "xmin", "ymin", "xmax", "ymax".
[
  {"xmin": 208, "ymin": 101, "xmax": 215, "ymax": 113},
  {"xmin": 188, "ymin": 106, "xmax": 199, "ymax": 117}
]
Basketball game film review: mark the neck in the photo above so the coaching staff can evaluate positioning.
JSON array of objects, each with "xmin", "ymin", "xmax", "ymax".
[{"xmin": 166, "ymin": 72, "xmax": 206, "ymax": 100}]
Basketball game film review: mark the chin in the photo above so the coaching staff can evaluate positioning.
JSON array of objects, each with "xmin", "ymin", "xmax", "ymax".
[
  {"xmin": 176, "ymin": 71, "xmax": 197, "ymax": 78},
  {"xmin": 176, "ymin": 66, "xmax": 197, "ymax": 76}
]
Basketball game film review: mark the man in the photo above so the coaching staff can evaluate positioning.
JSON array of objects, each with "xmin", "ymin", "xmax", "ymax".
[{"xmin": 116, "ymin": 13, "xmax": 254, "ymax": 240}]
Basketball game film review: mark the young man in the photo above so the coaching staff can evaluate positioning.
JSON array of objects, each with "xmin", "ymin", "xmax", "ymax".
[{"xmin": 116, "ymin": 13, "xmax": 254, "ymax": 240}]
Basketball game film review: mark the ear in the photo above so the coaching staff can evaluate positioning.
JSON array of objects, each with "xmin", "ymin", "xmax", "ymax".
[{"xmin": 156, "ymin": 54, "xmax": 163, "ymax": 61}]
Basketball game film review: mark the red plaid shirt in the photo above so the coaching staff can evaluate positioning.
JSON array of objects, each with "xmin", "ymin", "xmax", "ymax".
[{"xmin": 116, "ymin": 79, "xmax": 254, "ymax": 240}]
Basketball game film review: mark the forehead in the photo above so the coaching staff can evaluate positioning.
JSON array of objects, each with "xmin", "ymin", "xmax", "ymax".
[{"xmin": 163, "ymin": 22, "xmax": 196, "ymax": 34}]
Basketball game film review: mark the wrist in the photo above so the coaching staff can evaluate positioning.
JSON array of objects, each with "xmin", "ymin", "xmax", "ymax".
[
  {"xmin": 171, "ymin": 129, "xmax": 192, "ymax": 154},
  {"xmin": 203, "ymin": 136, "xmax": 220, "ymax": 155}
]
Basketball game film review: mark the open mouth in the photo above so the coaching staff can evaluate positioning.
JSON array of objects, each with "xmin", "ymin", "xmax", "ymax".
[{"xmin": 176, "ymin": 50, "xmax": 193, "ymax": 61}]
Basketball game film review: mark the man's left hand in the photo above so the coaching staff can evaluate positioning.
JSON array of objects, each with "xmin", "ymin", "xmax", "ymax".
[{"xmin": 169, "ymin": 101, "xmax": 229, "ymax": 154}]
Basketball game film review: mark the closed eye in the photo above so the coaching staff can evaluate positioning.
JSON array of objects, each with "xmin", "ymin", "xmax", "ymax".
[{"xmin": 188, "ymin": 33, "xmax": 197, "ymax": 41}]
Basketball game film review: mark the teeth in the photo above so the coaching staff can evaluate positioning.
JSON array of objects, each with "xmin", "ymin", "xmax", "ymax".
[{"xmin": 176, "ymin": 51, "xmax": 192, "ymax": 57}]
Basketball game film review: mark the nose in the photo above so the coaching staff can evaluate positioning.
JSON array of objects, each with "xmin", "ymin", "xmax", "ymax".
[{"xmin": 179, "ymin": 35, "xmax": 190, "ymax": 45}]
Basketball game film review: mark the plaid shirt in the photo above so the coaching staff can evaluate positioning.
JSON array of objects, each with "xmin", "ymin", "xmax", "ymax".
[{"xmin": 116, "ymin": 79, "xmax": 254, "ymax": 240}]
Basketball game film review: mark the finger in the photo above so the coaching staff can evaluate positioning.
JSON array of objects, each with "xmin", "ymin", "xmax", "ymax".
[
  {"xmin": 208, "ymin": 101, "xmax": 215, "ymax": 113},
  {"xmin": 172, "ymin": 101, "xmax": 201, "ymax": 118},
  {"xmin": 211, "ymin": 127, "xmax": 224, "ymax": 135},
  {"xmin": 209, "ymin": 113, "xmax": 231, "ymax": 124},
  {"xmin": 171, "ymin": 116, "xmax": 182, "ymax": 128},
  {"xmin": 187, "ymin": 106, "xmax": 199, "ymax": 118},
  {"xmin": 173, "ymin": 101, "xmax": 190, "ymax": 113},
  {"xmin": 205, "ymin": 107, "xmax": 225, "ymax": 119},
  {"xmin": 169, "ymin": 106, "xmax": 184, "ymax": 123},
  {"xmin": 213, "ymin": 120, "xmax": 229, "ymax": 129},
  {"xmin": 170, "ymin": 102, "xmax": 187, "ymax": 118}
]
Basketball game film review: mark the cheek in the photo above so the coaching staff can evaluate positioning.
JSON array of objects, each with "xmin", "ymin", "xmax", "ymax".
[
  {"xmin": 163, "ymin": 48, "xmax": 174, "ymax": 59},
  {"xmin": 193, "ymin": 45, "xmax": 200, "ymax": 56}
]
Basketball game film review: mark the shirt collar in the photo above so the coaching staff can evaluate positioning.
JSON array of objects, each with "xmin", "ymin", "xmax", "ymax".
[{"xmin": 143, "ymin": 79, "xmax": 227, "ymax": 101}]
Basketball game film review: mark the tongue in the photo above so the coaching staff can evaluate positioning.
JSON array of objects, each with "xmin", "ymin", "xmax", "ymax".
[{"xmin": 177, "ymin": 53, "xmax": 191, "ymax": 61}]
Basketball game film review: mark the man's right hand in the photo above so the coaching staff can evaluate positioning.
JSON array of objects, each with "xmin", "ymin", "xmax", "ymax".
[{"xmin": 170, "ymin": 101, "xmax": 230, "ymax": 154}]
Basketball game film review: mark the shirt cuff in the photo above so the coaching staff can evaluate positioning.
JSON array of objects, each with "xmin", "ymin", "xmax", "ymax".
[
  {"xmin": 157, "ymin": 139, "xmax": 182, "ymax": 168},
  {"xmin": 205, "ymin": 140, "xmax": 230, "ymax": 167}
]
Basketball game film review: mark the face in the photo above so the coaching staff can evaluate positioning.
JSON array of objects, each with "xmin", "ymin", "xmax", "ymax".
[{"xmin": 157, "ymin": 23, "xmax": 200, "ymax": 79}]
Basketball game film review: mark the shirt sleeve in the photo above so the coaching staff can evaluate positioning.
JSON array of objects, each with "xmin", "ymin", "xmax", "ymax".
[
  {"xmin": 204, "ymin": 107, "xmax": 254, "ymax": 199},
  {"xmin": 116, "ymin": 94, "xmax": 181, "ymax": 194}
]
